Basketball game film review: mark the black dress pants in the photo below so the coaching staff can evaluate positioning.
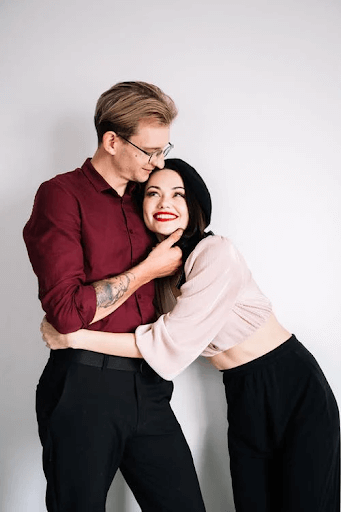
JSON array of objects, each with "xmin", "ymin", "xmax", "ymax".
[
  {"xmin": 223, "ymin": 335, "xmax": 340, "ymax": 512},
  {"xmin": 36, "ymin": 350, "xmax": 206, "ymax": 512}
]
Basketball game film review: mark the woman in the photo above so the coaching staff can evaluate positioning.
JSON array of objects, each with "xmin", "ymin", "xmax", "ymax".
[{"xmin": 42, "ymin": 158, "xmax": 340, "ymax": 512}]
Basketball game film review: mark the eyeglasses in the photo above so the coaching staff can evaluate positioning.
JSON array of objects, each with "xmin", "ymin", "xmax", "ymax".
[{"xmin": 119, "ymin": 135, "xmax": 174, "ymax": 164}]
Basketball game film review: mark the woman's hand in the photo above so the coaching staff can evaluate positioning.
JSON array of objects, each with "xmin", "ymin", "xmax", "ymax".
[
  {"xmin": 40, "ymin": 317, "xmax": 141, "ymax": 358},
  {"xmin": 40, "ymin": 317, "xmax": 72, "ymax": 350}
]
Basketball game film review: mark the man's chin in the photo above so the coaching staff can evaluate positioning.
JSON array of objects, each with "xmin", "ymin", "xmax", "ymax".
[{"xmin": 139, "ymin": 169, "xmax": 154, "ymax": 182}]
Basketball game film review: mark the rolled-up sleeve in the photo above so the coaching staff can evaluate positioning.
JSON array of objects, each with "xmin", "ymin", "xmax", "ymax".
[
  {"xmin": 23, "ymin": 180, "xmax": 96, "ymax": 333},
  {"xmin": 135, "ymin": 236, "xmax": 244, "ymax": 380}
]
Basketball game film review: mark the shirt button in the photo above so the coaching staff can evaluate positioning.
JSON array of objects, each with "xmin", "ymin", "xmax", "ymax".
[
  {"xmin": 129, "ymin": 229, "xmax": 134, "ymax": 234},
  {"xmin": 137, "ymin": 294, "xmax": 142, "ymax": 299}
]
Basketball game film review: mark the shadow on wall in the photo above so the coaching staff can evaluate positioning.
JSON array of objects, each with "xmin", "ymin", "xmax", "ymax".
[
  {"xmin": 0, "ymin": 196, "xmax": 51, "ymax": 512},
  {"xmin": 106, "ymin": 470, "xmax": 132, "ymax": 510},
  {"xmin": 188, "ymin": 360, "xmax": 235, "ymax": 512}
]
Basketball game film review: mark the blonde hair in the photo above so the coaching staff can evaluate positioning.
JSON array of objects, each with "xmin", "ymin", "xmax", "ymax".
[{"xmin": 94, "ymin": 81, "xmax": 178, "ymax": 144}]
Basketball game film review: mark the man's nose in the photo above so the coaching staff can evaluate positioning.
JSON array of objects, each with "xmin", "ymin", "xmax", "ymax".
[{"xmin": 151, "ymin": 152, "xmax": 165, "ymax": 169}]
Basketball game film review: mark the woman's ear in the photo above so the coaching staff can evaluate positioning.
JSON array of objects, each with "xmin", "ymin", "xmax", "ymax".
[{"xmin": 102, "ymin": 131, "xmax": 118, "ymax": 156}]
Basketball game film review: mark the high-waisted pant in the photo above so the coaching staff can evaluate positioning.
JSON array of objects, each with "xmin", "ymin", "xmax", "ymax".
[
  {"xmin": 222, "ymin": 335, "xmax": 340, "ymax": 512},
  {"xmin": 36, "ymin": 350, "xmax": 206, "ymax": 512}
]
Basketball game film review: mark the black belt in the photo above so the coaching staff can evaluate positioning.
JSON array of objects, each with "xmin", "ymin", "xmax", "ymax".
[{"xmin": 50, "ymin": 348, "xmax": 154, "ymax": 374}]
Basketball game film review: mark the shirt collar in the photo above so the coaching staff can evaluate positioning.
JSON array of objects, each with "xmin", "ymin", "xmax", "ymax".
[{"xmin": 81, "ymin": 158, "xmax": 136, "ymax": 196}]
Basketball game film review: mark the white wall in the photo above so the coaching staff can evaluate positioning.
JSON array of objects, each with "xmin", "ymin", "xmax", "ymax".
[{"xmin": 1, "ymin": 0, "xmax": 340, "ymax": 510}]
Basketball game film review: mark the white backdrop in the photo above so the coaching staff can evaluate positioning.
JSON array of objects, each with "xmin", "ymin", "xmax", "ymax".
[{"xmin": 1, "ymin": 0, "xmax": 340, "ymax": 510}]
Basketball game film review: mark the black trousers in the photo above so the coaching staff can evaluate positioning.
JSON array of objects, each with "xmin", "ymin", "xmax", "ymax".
[
  {"xmin": 36, "ymin": 350, "xmax": 206, "ymax": 512},
  {"xmin": 222, "ymin": 335, "xmax": 340, "ymax": 512}
]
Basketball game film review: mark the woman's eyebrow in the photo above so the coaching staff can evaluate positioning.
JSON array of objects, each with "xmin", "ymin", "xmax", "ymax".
[
  {"xmin": 146, "ymin": 185, "xmax": 185, "ymax": 191},
  {"xmin": 145, "ymin": 185, "xmax": 161, "ymax": 191}
]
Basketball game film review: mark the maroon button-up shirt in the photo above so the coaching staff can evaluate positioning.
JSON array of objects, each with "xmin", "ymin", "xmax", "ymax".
[{"xmin": 23, "ymin": 158, "xmax": 156, "ymax": 334}]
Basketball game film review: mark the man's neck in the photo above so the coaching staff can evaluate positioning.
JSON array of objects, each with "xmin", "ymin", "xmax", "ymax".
[{"xmin": 91, "ymin": 149, "xmax": 128, "ymax": 196}]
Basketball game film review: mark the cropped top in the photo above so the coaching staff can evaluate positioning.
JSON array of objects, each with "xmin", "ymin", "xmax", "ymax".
[{"xmin": 135, "ymin": 236, "xmax": 272, "ymax": 380}]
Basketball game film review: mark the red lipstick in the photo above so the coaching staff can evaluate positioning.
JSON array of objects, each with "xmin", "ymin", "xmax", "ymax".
[{"xmin": 153, "ymin": 212, "xmax": 178, "ymax": 222}]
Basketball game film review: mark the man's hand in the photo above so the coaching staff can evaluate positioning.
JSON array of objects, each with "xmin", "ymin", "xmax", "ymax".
[{"xmin": 142, "ymin": 229, "xmax": 183, "ymax": 279}]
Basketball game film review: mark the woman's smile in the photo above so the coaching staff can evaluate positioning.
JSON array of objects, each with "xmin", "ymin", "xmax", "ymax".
[{"xmin": 153, "ymin": 211, "xmax": 179, "ymax": 222}]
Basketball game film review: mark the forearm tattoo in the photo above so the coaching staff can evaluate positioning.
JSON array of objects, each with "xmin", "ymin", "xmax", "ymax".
[{"xmin": 94, "ymin": 272, "xmax": 135, "ymax": 309}]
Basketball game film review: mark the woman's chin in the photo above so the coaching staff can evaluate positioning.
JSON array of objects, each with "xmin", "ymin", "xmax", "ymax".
[
  {"xmin": 146, "ymin": 218, "xmax": 188, "ymax": 239},
  {"xmin": 153, "ymin": 228, "xmax": 180, "ymax": 241}
]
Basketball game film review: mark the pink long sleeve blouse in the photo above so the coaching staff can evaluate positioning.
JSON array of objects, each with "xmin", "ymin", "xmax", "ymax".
[{"xmin": 135, "ymin": 235, "xmax": 272, "ymax": 380}]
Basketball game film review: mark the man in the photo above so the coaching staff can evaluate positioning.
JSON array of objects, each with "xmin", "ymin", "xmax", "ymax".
[{"xmin": 23, "ymin": 82, "xmax": 206, "ymax": 512}]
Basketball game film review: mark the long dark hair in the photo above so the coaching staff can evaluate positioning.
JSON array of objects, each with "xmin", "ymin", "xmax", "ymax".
[{"xmin": 163, "ymin": 159, "xmax": 212, "ymax": 264}]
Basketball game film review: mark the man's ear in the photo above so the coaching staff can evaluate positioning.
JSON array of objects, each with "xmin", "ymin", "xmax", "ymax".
[{"xmin": 102, "ymin": 131, "xmax": 118, "ymax": 155}]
